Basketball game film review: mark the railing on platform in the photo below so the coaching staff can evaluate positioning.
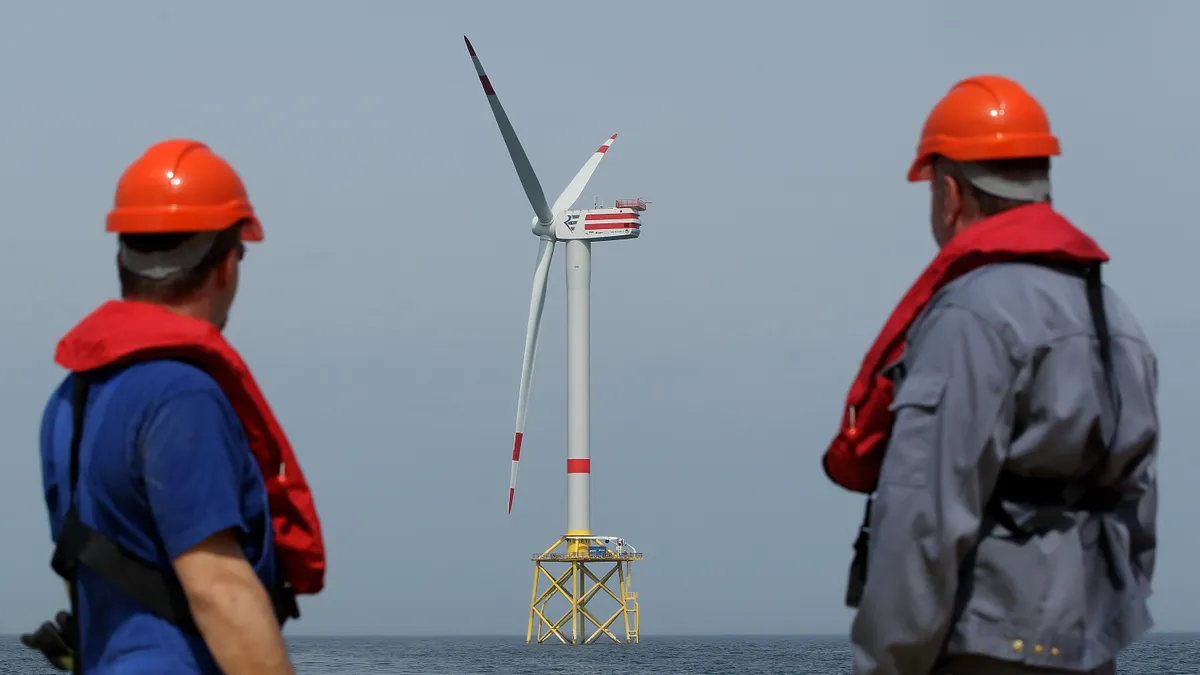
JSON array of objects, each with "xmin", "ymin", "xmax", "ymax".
[{"xmin": 614, "ymin": 198, "xmax": 648, "ymax": 211}]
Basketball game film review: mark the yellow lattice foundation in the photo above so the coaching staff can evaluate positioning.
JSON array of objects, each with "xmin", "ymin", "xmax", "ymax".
[{"xmin": 526, "ymin": 535, "xmax": 642, "ymax": 644}]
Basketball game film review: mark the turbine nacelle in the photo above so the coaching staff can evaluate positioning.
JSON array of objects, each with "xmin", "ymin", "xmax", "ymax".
[
  {"xmin": 531, "ymin": 206, "xmax": 645, "ymax": 242},
  {"xmin": 555, "ymin": 207, "xmax": 643, "ymax": 241}
]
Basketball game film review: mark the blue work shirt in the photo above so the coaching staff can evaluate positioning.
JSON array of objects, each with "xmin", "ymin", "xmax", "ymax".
[{"xmin": 40, "ymin": 359, "xmax": 276, "ymax": 674}]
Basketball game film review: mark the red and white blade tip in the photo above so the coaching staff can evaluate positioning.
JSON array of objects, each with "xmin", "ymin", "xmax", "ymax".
[{"xmin": 508, "ymin": 431, "xmax": 524, "ymax": 514}]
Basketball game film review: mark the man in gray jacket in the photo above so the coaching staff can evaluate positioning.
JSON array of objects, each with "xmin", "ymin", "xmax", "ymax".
[{"xmin": 825, "ymin": 75, "xmax": 1158, "ymax": 675}]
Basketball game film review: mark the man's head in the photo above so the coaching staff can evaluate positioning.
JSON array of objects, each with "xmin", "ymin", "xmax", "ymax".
[
  {"xmin": 907, "ymin": 75, "xmax": 1060, "ymax": 249},
  {"xmin": 117, "ymin": 223, "xmax": 247, "ymax": 330},
  {"xmin": 928, "ymin": 155, "xmax": 1052, "ymax": 248},
  {"xmin": 105, "ymin": 139, "xmax": 263, "ymax": 330}
]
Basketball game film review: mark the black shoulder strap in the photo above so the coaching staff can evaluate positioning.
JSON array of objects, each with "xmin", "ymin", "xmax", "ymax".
[
  {"xmin": 51, "ymin": 372, "xmax": 199, "ymax": 635},
  {"xmin": 62, "ymin": 373, "xmax": 88, "ymax": 675},
  {"xmin": 844, "ymin": 496, "xmax": 872, "ymax": 608},
  {"xmin": 49, "ymin": 370, "xmax": 299, "ymax": 652},
  {"xmin": 1084, "ymin": 262, "xmax": 1118, "ymax": 474}
]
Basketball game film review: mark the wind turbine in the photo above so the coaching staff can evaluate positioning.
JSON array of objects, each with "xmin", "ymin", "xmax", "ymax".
[{"xmin": 465, "ymin": 36, "xmax": 646, "ymax": 644}]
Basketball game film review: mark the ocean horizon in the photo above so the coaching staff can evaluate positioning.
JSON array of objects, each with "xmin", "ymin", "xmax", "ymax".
[{"xmin": 4, "ymin": 632, "xmax": 1197, "ymax": 673}]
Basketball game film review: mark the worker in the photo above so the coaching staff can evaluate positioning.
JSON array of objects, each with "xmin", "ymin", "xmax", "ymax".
[
  {"xmin": 25, "ymin": 139, "xmax": 327, "ymax": 674},
  {"xmin": 822, "ymin": 75, "xmax": 1158, "ymax": 675}
]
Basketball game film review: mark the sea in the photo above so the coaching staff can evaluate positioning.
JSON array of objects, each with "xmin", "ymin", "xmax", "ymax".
[{"xmin": 2, "ymin": 633, "xmax": 1198, "ymax": 674}]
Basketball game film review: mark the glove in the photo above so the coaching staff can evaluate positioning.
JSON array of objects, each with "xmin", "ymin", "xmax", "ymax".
[{"xmin": 20, "ymin": 610, "xmax": 76, "ymax": 672}]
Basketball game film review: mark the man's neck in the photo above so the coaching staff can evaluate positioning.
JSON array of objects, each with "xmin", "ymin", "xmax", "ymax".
[{"xmin": 129, "ymin": 298, "xmax": 216, "ymax": 327}]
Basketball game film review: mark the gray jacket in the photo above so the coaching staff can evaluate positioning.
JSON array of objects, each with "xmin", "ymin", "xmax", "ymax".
[{"xmin": 850, "ymin": 261, "xmax": 1159, "ymax": 675}]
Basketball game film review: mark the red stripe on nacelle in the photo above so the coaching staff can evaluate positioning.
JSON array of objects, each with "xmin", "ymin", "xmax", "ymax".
[
  {"xmin": 567, "ymin": 459, "xmax": 591, "ymax": 474},
  {"xmin": 584, "ymin": 223, "xmax": 640, "ymax": 231},
  {"xmin": 584, "ymin": 213, "xmax": 635, "ymax": 221}
]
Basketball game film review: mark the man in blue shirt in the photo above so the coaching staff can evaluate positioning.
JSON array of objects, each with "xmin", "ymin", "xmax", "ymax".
[{"xmin": 34, "ymin": 140, "xmax": 296, "ymax": 674}]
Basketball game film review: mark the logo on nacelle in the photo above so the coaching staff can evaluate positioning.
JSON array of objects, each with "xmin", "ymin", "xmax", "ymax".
[{"xmin": 563, "ymin": 214, "xmax": 578, "ymax": 231}]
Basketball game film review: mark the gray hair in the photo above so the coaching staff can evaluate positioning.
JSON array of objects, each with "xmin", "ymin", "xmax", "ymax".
[
  {"xmin": 955, "ymin": 159, "xmax": 1051, "ymax": 202},
  {"xmin": 933, "ymin": 156, "xmax": 1053, "ymax": 216},
  {"xmin": 118, "ymin": 231, "xmax": 222, "ymax": 280}
]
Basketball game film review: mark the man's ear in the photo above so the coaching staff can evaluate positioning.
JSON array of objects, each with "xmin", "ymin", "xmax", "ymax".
[
  {"xmin": 939, "ymin": 173, "xmax": 963, "ymax": 226},
  {"xmin": 213, "ymin": 249, "xmax": 238, "ymax": 291}
]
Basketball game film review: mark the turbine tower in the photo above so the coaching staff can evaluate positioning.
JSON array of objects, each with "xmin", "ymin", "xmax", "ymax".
[{"xmin": 465, "ymin": 36, "xmax": 645, "ymax": 645}]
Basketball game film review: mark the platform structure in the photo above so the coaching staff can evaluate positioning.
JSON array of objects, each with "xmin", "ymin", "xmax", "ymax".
[{"xmin": 527, "ymin": 535, "xmax": 642, "ymax": 645}]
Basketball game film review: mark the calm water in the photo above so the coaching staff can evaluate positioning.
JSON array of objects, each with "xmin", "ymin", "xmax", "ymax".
[{"xmin": 3, "ymin": 633, "xmax": 1198, "ymax": 674}]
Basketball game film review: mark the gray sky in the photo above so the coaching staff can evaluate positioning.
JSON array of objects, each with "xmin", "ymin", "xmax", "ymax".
[{"xmin": 1, "ymin": 1, "xmax": 1196, "ymax": 637}]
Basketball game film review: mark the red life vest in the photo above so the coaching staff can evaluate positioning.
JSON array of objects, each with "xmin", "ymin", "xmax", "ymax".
[
  {"xmin": 54, "ymin": 299, "xmax": 326, "ymax": 595},
  {"xmin": 822, "ymin": 203, "xmax": 1110, "ymax": 494}
]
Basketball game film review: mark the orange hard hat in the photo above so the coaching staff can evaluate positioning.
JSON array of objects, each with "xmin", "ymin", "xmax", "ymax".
[
  {"xmin": 106, "ymin": 139, "xmax": 263, "ymax": 241},
  {"xmin": 907, "ymin": 75, "xmax": 1060, "ymax": 182}
]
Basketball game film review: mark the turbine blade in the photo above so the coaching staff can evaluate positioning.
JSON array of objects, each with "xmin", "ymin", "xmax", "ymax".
[
  {"xmin": 510, "ymin": 237, "xmax": 555, "ymax": 513},
  {"xmin": 464, "ymin": 36, "xmax": 553, "ymax": 225},
  {"xmin": 551, "ymin": 134, "xmax": 618, "ymax": 215}
]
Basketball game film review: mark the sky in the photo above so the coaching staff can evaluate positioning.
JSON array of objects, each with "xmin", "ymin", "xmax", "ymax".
[{"xmin": 0, "ymin": 0, "xmax": 1196, "ymax": 638}]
